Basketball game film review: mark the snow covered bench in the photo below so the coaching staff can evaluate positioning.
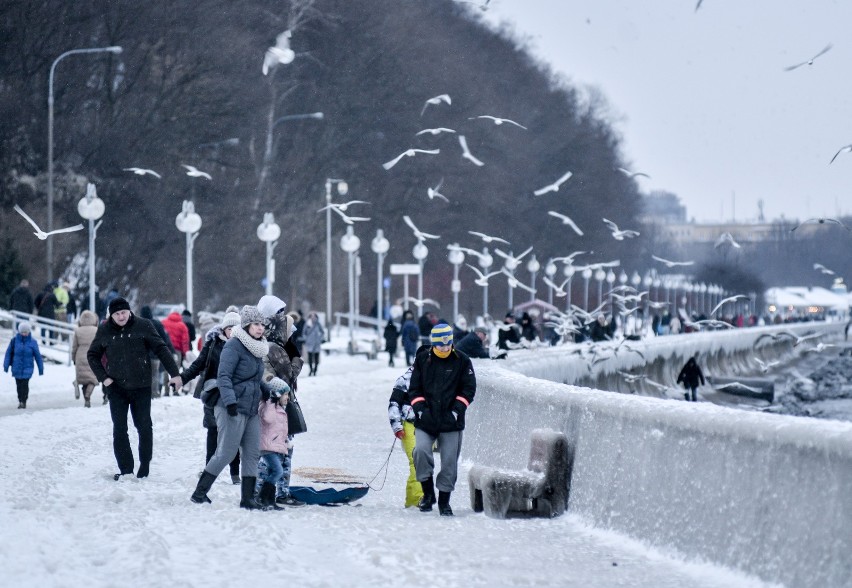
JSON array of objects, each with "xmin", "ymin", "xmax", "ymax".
[{"xmin": 468, "ymin": 428, "xmax": 572, "ymax": 519}]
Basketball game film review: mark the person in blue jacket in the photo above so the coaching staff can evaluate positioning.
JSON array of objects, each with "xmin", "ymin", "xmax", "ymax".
[{"xmin": 3, "ymin": 321, "xmax": 44, "ymax": 409}]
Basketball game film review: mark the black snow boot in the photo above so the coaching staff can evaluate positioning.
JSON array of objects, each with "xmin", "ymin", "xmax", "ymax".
[
  {"xmin": 418, "ymin": 477, "xmax": 436, "ymax": 512},
  {"xmin": 191, "ymin": 471, "xmax": 216, "ymax": 504},
  {"xmin": 438, "ymin": 491, "xmax": 453, "ymax": 517},
  {"xmin": 136, "ymin": 462, "xmax": 150, "ymax": 479},
  {"xmin": 239, "ymin": 476, "xmax": 266, "ymax": 510},
  {"xmin": 260, "ymin": 482, "xmax": 284, "ymax": 511}
]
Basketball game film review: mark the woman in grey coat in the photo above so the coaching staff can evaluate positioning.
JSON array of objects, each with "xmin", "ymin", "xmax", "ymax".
[
  {"xmin": 301, "ymin": 311, "xmax": 325, "ymax": 376},
  {"xmin": 190, "ymin": 306, "xmax": 271, "ymax": 510}
]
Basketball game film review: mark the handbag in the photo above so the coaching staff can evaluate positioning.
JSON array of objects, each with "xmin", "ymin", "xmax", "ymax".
[{"xmin": 285, "ymin": 389, "xmax": 308, "ymax": 435}]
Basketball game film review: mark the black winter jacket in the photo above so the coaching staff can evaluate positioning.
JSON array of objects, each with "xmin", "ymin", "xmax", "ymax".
[
  {"xmin": 454, "ymin": 332, "xmax": 489, "ymax": 359},
  {"xmin": 87, "ymin": 314, "xmax": 180, "ymax": 390},
  {"xmin": 407, "ymin": 345, "xmax": 476, "ymax": 435},
  {"xmin": 181, "ymin": 330, "xmax": 226, "ymax": 397},
  {"xmin": 677, "ymin": 358, "xmax": 705, "ymax": 389}
]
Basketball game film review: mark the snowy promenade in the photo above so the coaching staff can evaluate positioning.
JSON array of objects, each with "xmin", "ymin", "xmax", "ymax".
[{"xmin": 0, "ymin": 353, "xmax": 778, "ymax": 588}]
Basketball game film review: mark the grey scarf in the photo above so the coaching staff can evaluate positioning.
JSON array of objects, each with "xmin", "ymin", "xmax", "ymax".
[{"xmin": 232, "ymin": 325, "xmax": 269, "ymax": 358}]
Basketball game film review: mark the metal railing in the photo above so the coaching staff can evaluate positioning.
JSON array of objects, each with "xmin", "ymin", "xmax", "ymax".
[{"xmin": 1, "ymin": 309, "xmax": 76, "ymax": 365}]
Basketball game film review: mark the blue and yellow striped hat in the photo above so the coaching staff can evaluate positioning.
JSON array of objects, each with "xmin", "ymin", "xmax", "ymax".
[{"xmin": 430, "ymin": 323, "xmax": 453, "ymax": 346}]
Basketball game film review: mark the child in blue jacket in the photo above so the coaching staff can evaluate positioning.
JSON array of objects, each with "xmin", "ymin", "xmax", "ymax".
[{"xmin": 4, "ymin": 321, "xmax": 44, "ymax": 409}]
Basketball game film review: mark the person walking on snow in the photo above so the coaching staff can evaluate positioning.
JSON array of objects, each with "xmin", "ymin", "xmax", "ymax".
[
  {"xmin": 388, "ymin": 365, "xmax": 424, "ymax": 508},
  {"xmin": 257, "ymin": 377, "xmax": 292, "ymax": 510},
  {"xmin": 4, "ymin": 321, "xmax": 44, "ymax": 409},
  {"xmin": 677, "ymin": 355, "xmax": 705, "ymax": 402},
  {"xmin": 407, "ymin": 323, "xmax": 476, "ymax": 516},
  {"xmin": 72, "ymin": 310, "xmax": 100, "ymax": 407},
  {"xmin": 301, "ymin": 311, "xmax": 325, "ymax": 376}
]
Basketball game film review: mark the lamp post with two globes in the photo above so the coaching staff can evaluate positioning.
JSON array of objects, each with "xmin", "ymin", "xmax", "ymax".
[{"xmin": 77, "ymin": 183, "xmax": 105, "ymax": 314}]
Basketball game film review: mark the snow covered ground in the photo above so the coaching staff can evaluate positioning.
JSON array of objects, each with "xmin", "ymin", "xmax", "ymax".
[{"xmin": 0, "ymin": 350, "xmax": 780, "ymax": 588}]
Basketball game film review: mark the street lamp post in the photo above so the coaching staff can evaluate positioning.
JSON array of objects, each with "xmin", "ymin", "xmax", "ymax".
[
  {"xmin": 563, "ymin": 265, "xmax": 575, "ymax": 311},
  {"xmin": 595, "ymin": 268, "xmax": 606, "ymax": 310},
  {"xmin": 582, "ymin": 267, "xmax": 593, "ymax": 310},
  {"xmin": 47, "ymin": 45, "xmax": 122, "ymax": 282},
  {"xmin": 324, "ymin": 178, "xmax": 348, "ymax": 341},
  {"xmin": 77, "ymin": 183, "xmax": 105, "ymax": 314},
  {"xmin": 478, "ymin": 247, "xmax": 493, "ymax": 318},
  {"xmin": 371, "ymin": 230, "xmax": 390, "ymax": 339},
  {"xmin": 526, "ymin": 255, "xmax": 540, "ymax": 303},
  {"xmin": 447, "ymin": 245, "xmax": 465, "ymax": 321},
  {"xmin": 257, "ymin": 213, "xmax": 281, "ymax": 296},
  {"xmin": 175, "ymin": 201, "xmax": 202, "ymax": 313},
  {"xmin": 503, "ymin": 252, "xmax": 520, "ymax": 311},
  {"xmin": 412, "ymin": 240, "xmax": 429, "ymax": 304},
  {"xmin": 544, "ymin": 259, "xmax": 557, "ymax": 306},
  {"xmin": 340, "ymin": 226, "xmax": 360, "ymax": 353}
]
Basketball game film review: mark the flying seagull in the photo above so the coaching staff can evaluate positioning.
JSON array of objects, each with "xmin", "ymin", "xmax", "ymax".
[
  {"xmin": 714, "ymin": 232, "xmax": 741, "ymax": 248},
  {"xmin": 533, "ymin": 171, "xmax": 573, "ymax": 196},
  {"xmin": 468, "ymin": 115, "xmax": 527, "ymax": 130},
  {"xmin": 500, "ymin": 268, "xmax": 537, "ymax": 294},
  {"xmin": 416, "ymin": 127, "xmax": 456, "ymax": 136},
  {"xmin": 458, "ymin": 135, "xmax": 484, "ymax": 166},
  {"xmin": 543, "ymin": 276, "xmax": 571, "ymax": 297},
  {"xmin": 182, "ymin": 165, "xmax": 212, "ymax": 180},
  {"xmin": 123, "ymin": 167, "xmax": 161, "ymax": 179},
  {"xmin": 382, "ymin": 148, "xmax": 440, "ymax": 171},
  {"xmin": 651, "ymin": 255, "xmax": 695, "ymax": 268},
  {"xmin": 602, "ymin": 218, "xmax": 640, "ymax": 240},
  {"xmin": 420, "ymin": 94, "xmax": 451, "ymax": 116},
  {"xmin": 547, "ymin": 211, "xmax": 584, "ymax": 236},
  {"xmin": 791, "ymin": 218, "xmax": 850, "ymax": 232},
  {"xmin": 403, "ymin": 215, "xmax": 440, "ymax": 240},
  {"xmin": 813, "ymin": 263, "xmax": 835, "ymax": 275},
  {"xmin": 317, "ymin": 200, "xmax": 370, "ymax": 213},
  {"xmin": 551, "ymin": 251, "xmax": 587, "ymax": 264},
  {"xmin": 448, "ymin": 244, "xmax": 488, "ymax": 262},
  {"xmin": 714, "ymin": 381, "xmax": 763, "ymax": 394},
  {"xmin": 617, "ymin": 167, "xmax": 650, "ymax": 179},
  {"xmin": 753, "ymin": 357, "xmax": 780, "ymax": 373},
  {"xmin": 426, "ymin": 178, "xmax": 449, "ymax": 203},
  {"xmin": 468, "ymin": 230, "xmax": 509, "ymax": 245},
  {"xmin": 460, "ymin": 0, "xmax": 491, "ymax": 11},
  {"xmin": 402, "ymin": 296, "xmax": 441, "ymax": 309},
  {"xmin": 330, "ymin": 207, "xmax": 370, "ymax": 225},
  {"xmin": 465, "ymin": 264, "xmax": 502, "ymax": 286},
  {"xmin": 262, "ymin": 30, "xmax": 295, "ymax": 75},
  {"xmin": 494, "ymin": 246, "xmax": 534, "ymax": 266},
  {"xmin": 783, "ymin": 43, "xmax": 832, "ymax": 72},
  {"xmin": 13, "ymin": 205, "xmax": 84, "ymax": 240},
  {"xmin": 829, "ymin": 144, "xmax": 852, "ymax": 164},
  {"xmin": 710, "ymin": 294, "xmax": 750, "ymax": 317}
]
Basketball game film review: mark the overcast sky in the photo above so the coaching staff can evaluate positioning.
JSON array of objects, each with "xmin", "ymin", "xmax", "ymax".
[{"xmin": 480, "ymin": 1, "xmax": 851, "ymax": 224}]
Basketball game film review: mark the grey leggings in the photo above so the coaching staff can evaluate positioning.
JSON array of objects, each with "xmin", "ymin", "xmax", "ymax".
[
  {"xmin": 413, "ymin": 428, "xmax": 463, "ymax": 493},
  {"xmin": 203, "ymin": 406, "xmax": 260, "ymax": 478}
]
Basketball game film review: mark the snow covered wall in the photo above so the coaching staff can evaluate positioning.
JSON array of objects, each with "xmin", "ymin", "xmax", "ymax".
[{"xmin": 464, "ymin": 326, "xmax": 852, "ymax": 587}]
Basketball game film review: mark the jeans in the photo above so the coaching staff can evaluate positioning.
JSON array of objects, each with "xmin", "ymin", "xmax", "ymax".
[
  {"xmin": 108, "ymin": 385, "xmax": 153, "ymax": 474},
  {"xmin": 260, "ymin": 453, "xmax": 285, "ymax": 486},
  {"xmin": 256, "ymin": 443, "xmax": 294, "ymax": 497}
]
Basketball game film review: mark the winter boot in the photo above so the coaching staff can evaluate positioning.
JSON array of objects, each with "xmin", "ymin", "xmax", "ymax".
[
  {"xmin": 136, "ymin": 462, "xmax": 150, "ymax": 479},
  {"xmin": 85, "ymin": 399, "xmax": 91, "ymax": 408},
  {"xmin": 191, "ymin": 471, "xmax": 216, "ymax": 504},
  {"xmin": 418, "ymin": 477, "xmax": 436, "ymax": 512},
  {"xmin": 17, "ymin": 402, "xmax": 23, "ymax": 409},
  {"xmin": 231, "ymin": 474, "xmax": 241, "ymax": 485},
  {"xmin": 239, "ymin": 476, "xmax": 266, "ymax": 510},
  {"xmin": 438, "ymin": 490, "xmax": 453, "ymax": 517},
  {"xmin": 260, "ymin": 482, "xmax": 284, "ymax": 511}
]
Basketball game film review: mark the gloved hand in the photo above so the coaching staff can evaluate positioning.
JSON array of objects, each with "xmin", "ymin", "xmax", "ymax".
[
  {"xmin": 226, "ymin": 403, "xmax": 238, "ymax": 417},
  {"xmin": 453, "ymin": 399, "xmax": 468, "ymax": 416},
  {"xmin": 394, "ymin": 429, "xmax": 405, "ymax": 440}
]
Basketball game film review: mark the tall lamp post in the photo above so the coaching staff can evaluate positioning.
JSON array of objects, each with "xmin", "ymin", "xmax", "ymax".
[
  {"xmin": 447, "ymin": 245, "xmax": 465, "ymax": 321},
  {"xmin": 48, "ymin": 45, "xmax": 122, "ymax": 282},
  {"xmin": 77, "ymin": 183, "xmax": 105, "ymax": 314},
  {"xmin": 324, "ymin": 178, "xmax": 348, "ymax": 341},
  {"xmin": 340, "ymin": 226, "xmax": 360, "ymax": 353},
  {"xmin": 257, "ymin": 213, "xmax": 281, "ymax": 296},
  {"xmin": 478, "ymin": 247, "xmax": 493, "ymax": 318},
  {"xmin": 563, "ymin": 264, "xmax": 575, "ymax": 311},
  {"xmin": 412, "ymin": 240, "xmax": 429, "ymax": 304},
  {"xmin": 595, "ymin": 267, "xmax": 606, "ymax": 310},
  {"xmin": 175, "ymin": 201, "xmax": 202, "ymax": 313},
  {"xmin": 503, "ymin": 252, "xmax": 520, "ymax": 311},
  {"xmin": 371, "ymin": 230, "xmax": 390, "ymax": 338},
  {"xmin": 544, "ymin": 259, "xmax": 557, "ymax": 306},
  {"xmin": 582, "ymin": 267, "xmax": 593, "ymax": 310},
  {"xmin": 526, "ymin": 255, "xmax": 540, "ymax": 303}
]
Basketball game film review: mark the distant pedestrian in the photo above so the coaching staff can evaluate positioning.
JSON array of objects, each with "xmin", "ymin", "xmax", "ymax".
[
  {"xmin": 301, "ymin": 311, "xmax": 325, "ymax": 376},
  {"xmin": 139, "ymin": 305, "xmax": 176, "ymax": 398},
  {"xmin": 36, "ymin": 283, "xmax": 59, "ymax": 344},
  {"xmin": 454, "ymin": 326, "xmax": 490, "ymax": 359},
  {"xmin": 383, "ymin": 319, "xmax": 399, "ymax": 367},
  {"xmin": 8, "ymin": 279, "xmax": 34, "ymax": 314},
  {"xmin": 677, "ymin": 355, "xmax": 705, "ymax": 402},
  {"xmin": 452, "ymin": 315, "xmax": 469, "ymax": 342},
  {"xmin": 519, "ymin": 312, "xmax": 538, "ymax": 342},
  {"xmin": 181, "ymin": 309, "xmax": 197, "ymax": 347},
  {"xmin": 497, "ymin": 312, "xmax": 521, "ymax": 350},
  {"xmin": 72, "ymin": 310, "xmax": 100, "ymax": 407},
  {"xmin": 401, "ymin": 310, "xmax": 419, "ymax": 366},
  {"xmin": 161, "ymin": 310, "xmax": 190, "ymax": 395},
  {"xmin": 3, "ymin": 321, "xmax": 44, "ymax": 409}
]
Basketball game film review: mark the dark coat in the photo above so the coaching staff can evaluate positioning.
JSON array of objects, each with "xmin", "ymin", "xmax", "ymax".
[
  {"xmin": 383, "ymin": 321, "xmax": 399, "ymax": 353},
  {"xmin": 401, "ymin": 319, "xmax": 419, "ymax": 355},
  {"xmin": 216, "ymin": 335, "xmax": 268, "ymax": 416},
  {"xmin": 677, "ymin": 358, "xmax": 705, "ymax": 389},
  {"xmin": 37, "ymin": 291, "xmax": 59, "ymax": 319},
  {"xmin": 454, "ymin": 332, "xmax": 489, "ymax": 359},
  {"xmin": 496, "ymin": 323, "xmax": 520, "ymax": 350},
  {"xmin": 138, "ymin": 306, "xmax": 176, "ymax": 360},
  {"xmin": 181, "ymin": 330, "xmax": 226, "ymax": 397},
  {"xmin": 8, "ymin": 286, "xmax": 34, "ymax": 314},
  {"xmin": 263, "ymin": 313, "xmax": 305, "ymax": 390},
  {"xmin": 4, "ymin": 333, "xmax": 44, "ymax": 379},
  {"xmin": 407, "ymin": 345, "xmax": 476, "ymax": 435},
  {"xmin": 87, "ymin": 313, "xmax": 180, "ymax": 390}
]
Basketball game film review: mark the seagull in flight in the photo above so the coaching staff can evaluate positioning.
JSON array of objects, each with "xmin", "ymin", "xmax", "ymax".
[
  {"xmin": 551, "ymin": 251, "xmax": 587, "ymax": 264},
  {"xmin": 330, "ymin": 207, "xmax": 370, "ymax": 225},
  {"xmin": 617, "ymin": 167, "xmax": 650, "ymax": 179},
  {"xmin": 783, "ymin": 43, "xmax": 832, "ymax": 72},
  {"xmin": 420, "ymin": 94, "xmax": 451, "ymax": 116},
  {"xmin": 465, "ymin": 264, "xmax": 502, "ymax": 286},
  {"xmin": 710, "ymin": 294, "xmax": 750, "ymax": 317},
  {"xmin": 468, "ymin": 115, "xmax": 527, "ymax": 130},
  {"xmin": 829, "ymin": 144, "xmax": 852, "ymax": 164},
  {"xmin": 13, "ymin": 205, "xmax": 84, "ymax": 240},
  {"xmin": 791, "ymin": 217, "xmax": 850, "ymax": 232},
  {"xmin": 714, "ymin": 381, "xmax": 763, "ymax": 394},
  {"xmin": 402, "ymin": 296, "xmax": 441, "ymax": 310},
  {"xmin": 494, "ymin": 246, "xmax": 534, "ymax": 266},
  {"xmin": 753, "ymin": 357, "xmax": 780, "ymax": 373},
  {"xmin": 403, "ymin": 215, "xmax": 440, "ymax": 240},
  {"xmin": 651, "ymin": 255, "xmax": 695, "ymax": 268},
  {"xmin": 458, "ymin": 135, "xmax": 484, "ymax": 166},
  {"xmin": 602, "ymin": 218, "xmax": 640, "ymax": 240},
  {"xmin": 262, "ymin": 30, "xmax": 295, "ymax": 75},
  {"xmin": 802, "ymin": 342, "xmax": 836, "ymax": 354},
  {"xmin": 427, "ymin": 178, "xmax": 449, "ymax": 203},
  {"xmin": 714, "ymin": 232, "xmax": 741, "ymax": 248},
  {"xmin": 182, "ymin": 165, "xmax": 212, "ymax": 180},
  {"xmin": 416, "ymin": 127, "xmax": 456, "ymax": 136},
  {"xmin": 460, "ymin": 0, "xmax": 491, "ymax": 11},
  {"xmin": 533, "ymin": 171, "xmax": 573, "ymax": 196},
  {"xmin": 448, "ymin": 244, "xmax": 488, "ymax": 262},
  {"xmin": 468, "ymin": 230, "xmax": 509, "ymax": 245},
  {"xmin": 547, "ymin": 211, "xmax": 584, "ymax": 236},
  {"xmin": 501, "ymin": 268, "xmax": 537, "ymax": 294},
  {"xmin": 382, "ymin": 149, "xmax": 440, "ymax": 171},
  {"xmin": 813, "ymin": 263, "xmax": 835, "ymax": 275},
  {"xmin": 543, "ymin": 276, "xmax": 571, "ymax": 297},
  {"xmin": 317, "ymin": 200, "xmax": 370, "ymax": 213},
  {"xmin": 123, "ymin": 167, "xmax": 161, "ymax": 179}
]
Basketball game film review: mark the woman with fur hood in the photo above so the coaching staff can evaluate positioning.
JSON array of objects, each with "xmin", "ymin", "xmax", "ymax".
[{"xmin": 72, "ymin": 310, "xmax": 101, "ymax": 407}]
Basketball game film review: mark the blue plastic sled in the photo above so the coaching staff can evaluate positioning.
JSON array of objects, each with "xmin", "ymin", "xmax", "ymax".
[{"xmin": 289, "ymin": 485, "xmax": 369, "ymax": 506}]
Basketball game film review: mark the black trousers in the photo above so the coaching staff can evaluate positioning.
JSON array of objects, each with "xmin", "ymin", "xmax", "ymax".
[
  {"xmin": 15, "ymin": 378, "xmax": 29, "ymax": 403},
  {"xmin": 108, "ymin": 385, "xmax": 152, "ymax": 474},
  {"xmin": 205, "ymin": 427, "xmax": 240, "ymax": 476},
  {"xmin": 308, "ymin": 351, "xmax": 320, "ymax": 374}
]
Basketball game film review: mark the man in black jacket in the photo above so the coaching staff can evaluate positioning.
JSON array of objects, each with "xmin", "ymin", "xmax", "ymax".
[
  {"xmin": 407, "ymin": 323, "xmax": 476, "ymax": 516},
  {"xmin": 454, "ymin": 327, "xmax": 490, "ymax": 359},
  {"xmin": 87, "ymin": 297, "xmax": 182, "ymax": 479},
  {"xmin": 8, "ymin": 279, "xmax": 34, "ymax": 314}
]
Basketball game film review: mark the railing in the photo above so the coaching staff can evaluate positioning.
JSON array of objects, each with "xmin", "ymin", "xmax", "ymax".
[{"xmin": 0, "ymin": 309, "xmax": 76, "ymax": 365}]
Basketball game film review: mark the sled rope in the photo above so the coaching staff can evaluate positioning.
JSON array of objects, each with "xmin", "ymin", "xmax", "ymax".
[{"xmin": 366, "ymin": 438, "xmax": 397, "ymax": 491}]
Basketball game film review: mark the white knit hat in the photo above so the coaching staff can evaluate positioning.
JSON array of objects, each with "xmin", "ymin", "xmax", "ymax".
[
  {"xmin": 219, "ymin": 312, "xmax": 240, "ymax": 330},
  {"xmin": 17, "ymin": 321, "xmax": 31, "ymax": 334},
  {"xmin": 257, "ymin": 295, "xmax": 287, "ymax": 319}
]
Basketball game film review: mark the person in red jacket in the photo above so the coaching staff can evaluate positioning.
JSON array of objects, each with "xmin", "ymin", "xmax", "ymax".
[{"xmin": 161, "ymin": 311, "xmax": 190, "ymax": 395}]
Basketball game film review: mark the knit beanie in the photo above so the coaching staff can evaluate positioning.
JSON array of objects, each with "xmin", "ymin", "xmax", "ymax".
[
  {"xmin": 108, "ymin": 297, "xmax": 131, "ymax": 315},
  {"xmin": 267, "ymin": 376, "xmax": 291, "ymax": 400},
  {"xmin": 239, "ymin": 305, "xmax": 266, "ymax": 327},
  {"xmin": 219, "ymin": 311, "xmax": 241, "ymax": 330},
  {"xmin": 17, "ymin": 321, "xmax": 31, "ymax": 335},
  {"xmin": 257, "ymin": 295, "xmax": 287, "ymax": 319},
  {"xmin": 430, "ymin": 323, "xmax": 453, "ymax": 346}
]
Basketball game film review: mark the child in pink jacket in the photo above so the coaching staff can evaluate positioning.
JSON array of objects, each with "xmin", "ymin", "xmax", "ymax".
[{"xmin": 257, "ymin": 377, "xmax": 291, "ymax": 510}]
